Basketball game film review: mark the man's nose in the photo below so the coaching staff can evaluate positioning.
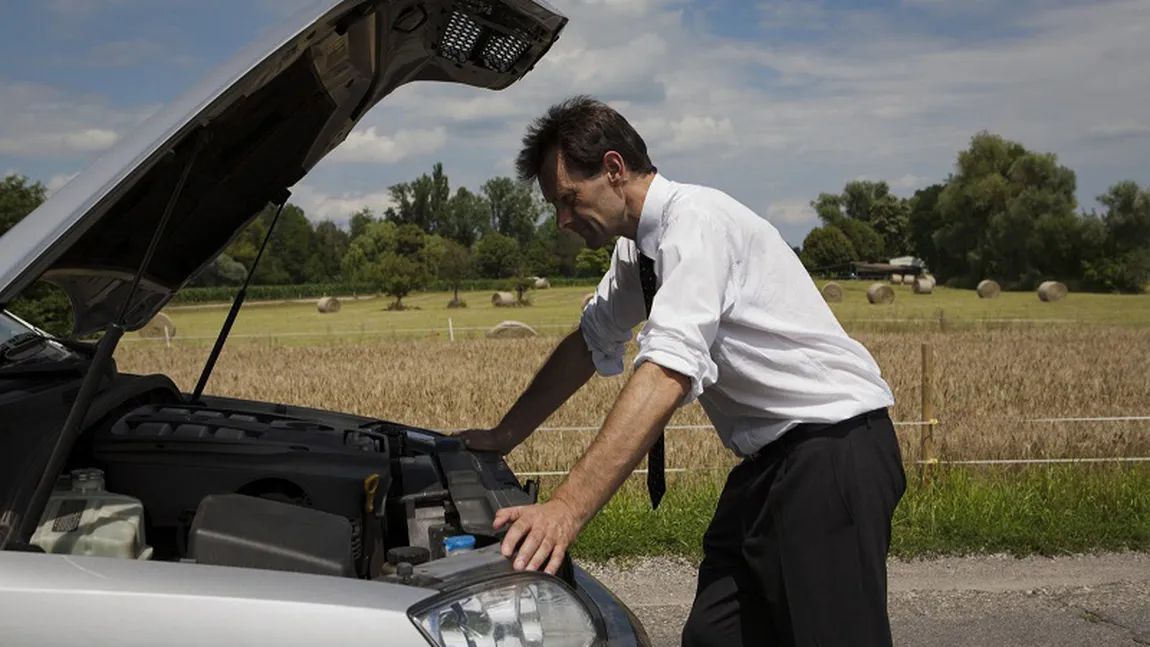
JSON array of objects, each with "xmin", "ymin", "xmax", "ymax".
[{"xmin": 557, "ymin": 208, "xmax": 575, "ymax": 230}]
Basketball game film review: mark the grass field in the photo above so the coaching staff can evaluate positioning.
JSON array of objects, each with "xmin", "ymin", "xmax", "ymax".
[
  {"xmin": 110, "ymin": 280, "xmax": 1150, "ymax": 560},
  {"xmin": 140, "ymin": 280, "xmax": 1150, "ymax": 344}
]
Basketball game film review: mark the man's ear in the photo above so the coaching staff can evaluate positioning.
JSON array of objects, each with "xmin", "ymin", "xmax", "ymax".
[{"xmin": 603, "ymin": 151, "xmax": 626, "ymax": 183}]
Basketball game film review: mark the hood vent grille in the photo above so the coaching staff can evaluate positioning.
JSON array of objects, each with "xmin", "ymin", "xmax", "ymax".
[{"xmin": 436, "ymin": 3, "xmax": 531, "ymax": 73}]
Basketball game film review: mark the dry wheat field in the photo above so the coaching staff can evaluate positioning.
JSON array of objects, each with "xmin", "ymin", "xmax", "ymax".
[{"xmin": 112, "ymin": 323, "xmax": 1150, "ymax": 476}]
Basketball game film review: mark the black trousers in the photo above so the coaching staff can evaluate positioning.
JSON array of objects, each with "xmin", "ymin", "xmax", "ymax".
[{"xmin": 681, "ymin": 408, "xmax": 906, "ymax": 647}]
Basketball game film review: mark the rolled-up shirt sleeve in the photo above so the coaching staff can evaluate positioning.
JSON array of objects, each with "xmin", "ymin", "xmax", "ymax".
[
  {"xmin": 634, "ymin": 211, "xmax": 732, "ymax": 405},
  {"xmin": 579, "ymin": 241, "xmax": 647, "ymax": 376}
]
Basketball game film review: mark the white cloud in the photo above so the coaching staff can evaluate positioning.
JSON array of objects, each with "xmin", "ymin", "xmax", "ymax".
[
  {"xmin": 765, "ymin": 200, "xmax": 818, "ymax": 225},
  {"xmin": 287, "ymin": 184, "xmax": 396, "ymax": 224},
  {"xmin": 326, "ymin": 127, "xmax": 448, "ymax": 165},
  {"xmin": 0, "ymin": 81, "xmax": 154, "ymax": 158},
  {"xmin": 6, "ymin": 0, "xmax": 1149, "ymax": 249},
  {"xmin": 0, "ymin": 129, "xmax": 119, "ymax": 156},
  {"xmin": 892, "ymin": 174, "xmax": 932, "ymax": 190}
]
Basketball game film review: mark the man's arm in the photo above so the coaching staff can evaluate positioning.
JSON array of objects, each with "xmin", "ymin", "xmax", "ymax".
[
  {"xmin": 491, "ymin": 210, "xmax": 734, "ymax": 575},
  {"xmin": 463, "ymin": 243, "xmax": 646, "ymax": 454},
  {"xmin": 458, "ymin": 328, "xmax": 596, "ymax": 453},
  {"xmin": 498, "ymin": 328, "xmax": 597, "ymax": 439},
  {"xmin": 495, "ymin": 359, "xmax": 689, "ymax": 573}
]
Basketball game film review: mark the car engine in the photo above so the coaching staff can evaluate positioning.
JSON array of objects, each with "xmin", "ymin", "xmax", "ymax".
[{"xmin": 36, "ymin": 397, "xmax": 538, "ymax": 582}]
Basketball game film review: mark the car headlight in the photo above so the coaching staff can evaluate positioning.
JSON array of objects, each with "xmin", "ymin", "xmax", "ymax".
[{"xmin": 409, "ymin": 573, "xmax": 601, "ymax": 647}]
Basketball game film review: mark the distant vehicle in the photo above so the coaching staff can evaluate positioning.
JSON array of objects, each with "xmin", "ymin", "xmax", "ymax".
[{"xmin": 0, "ymin": 1, "xmax": 649, "ymax": 645}]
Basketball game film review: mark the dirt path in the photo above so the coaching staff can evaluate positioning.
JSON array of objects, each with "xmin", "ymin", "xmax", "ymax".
[{"xmin": 582, "ymin": 552, "xmax": 1150, "ymax": 646}]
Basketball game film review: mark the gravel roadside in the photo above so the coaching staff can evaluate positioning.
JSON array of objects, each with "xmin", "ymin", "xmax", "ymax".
[{"xmin": 581, "ymin": 552, "xmax": 1150, "ymax": 646}]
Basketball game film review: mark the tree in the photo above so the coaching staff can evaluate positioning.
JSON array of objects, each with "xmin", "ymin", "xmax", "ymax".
[
  {"xmin": 812, "ymin": 180, "xmax": 909, "ymax": 261},
  {"xmin": 474, "ymin": 232, "xmax": 522, "ymax": 279},
  {"xmin": 907, "ymin": 183, "xmax": 945, "ymax": 267},
  {"xmin": 812, "ymin": 192, "xmax": 845, "ymax": 226},
  {"xmin": 836, "ymin": 219, "xmax": 884, "ymax": 263},
  {"xmin": 188, "ymin": 253, "xmax": 247, "ymax": 286},
  {"xmin": 868, "ymin": 193, "xmax": 911, "ymax": 258},
  {"xmin": 534, "ymin": 214, "xmax": 585, "ymax": 277},
  {"xmin": 483, "ymin": 177, "xmax": 542, "ymax": 246},
  {"xmin": 0, "ymin": 175, "xmax": 73, "ymax": 336},
  {"xmin": 800, "ymin": 226, "xmax": 857, "ymax": 270},
  {"xmin": 575, "ymin": 246, "xmax": 613, "ymax": 277},
  {"xmin": 931, "ymin": 130, "xmax": 1080, "ymax": 289},
  {"xmin": 432, "ymin": 239, "xmax": 474, "ymax": 307},
  {"xmin": 1082, "ymin": 181, "xmax": 1150, "ymax": 293},
  {"xmin": 440, "ymin": 186, "xmax": 490, "ymax": 248},
  {"xmin": 387, "ymin": 162, "xmax": 452, "ymax": 235},
  {"xmin": 1, "ymin": 174, "xmax": 47, "ymax": 237},
  {"xmin": 348, "ymin": 208, "xmax": 376, "ymax": 241},
  {"xmin": 341, "ymin": 221, "xmax": 431, "ymax": 309},
  {"xmin": 313, "ymin": 220, "xmax": 351, "ymax": 282}
]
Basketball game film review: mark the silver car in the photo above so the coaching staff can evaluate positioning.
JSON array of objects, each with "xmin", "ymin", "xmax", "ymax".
[{"xmin": 0, "ymin": 1, "xmax": 650, "ymax": 645}]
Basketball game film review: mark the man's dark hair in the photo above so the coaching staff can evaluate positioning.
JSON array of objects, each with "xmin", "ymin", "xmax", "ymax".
[{"xmin": 515, "ymin": 95, "xmax": 657, "ymax": 183}]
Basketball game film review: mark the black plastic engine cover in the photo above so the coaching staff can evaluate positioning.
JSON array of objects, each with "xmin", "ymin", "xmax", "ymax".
[
  {"xmin": 189, "ymin": 493, "xmax": 356, "ymax": 577},
  {"xmin": 90, "ymin": 403, "xmax": 392, "ymax": 529}
]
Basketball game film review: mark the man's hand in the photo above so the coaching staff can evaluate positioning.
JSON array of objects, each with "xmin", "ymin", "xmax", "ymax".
[
  {"xmin": 494, "ymin": 498, "xmax": 583, "ymax": 575},
  {"xmin": 495, "ymin": 360, "xmax": 690, "ymax": 575},
  {"xmin": 457, "ymin": 426, "xmax": 525, "ymax": 455}
]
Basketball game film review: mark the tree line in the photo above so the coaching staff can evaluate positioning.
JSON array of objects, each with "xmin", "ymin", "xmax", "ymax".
[
  {"xmin": 192, "ymin": 162, "xmax": 611, "ymax": 296},
  {"xmin": 3, "ymin": 128, "xmax": 1149, "ymax": 335},
  {"xmin": 799, "ymin": 131, "xmax": 1150, "ymax": 293}
]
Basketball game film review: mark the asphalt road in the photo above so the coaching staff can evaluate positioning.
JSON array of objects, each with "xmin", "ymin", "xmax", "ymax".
[{"xmin": 582, "ymin": 552, "xmax": 1150, "ymax": 646}]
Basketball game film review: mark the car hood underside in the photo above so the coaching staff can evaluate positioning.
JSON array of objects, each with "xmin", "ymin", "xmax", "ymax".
[{"xmin": 0, "ymin": 0, "xmax": 565, "ymax": 338}]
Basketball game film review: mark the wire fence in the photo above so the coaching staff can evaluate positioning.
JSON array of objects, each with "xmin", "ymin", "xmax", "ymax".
[
  {"xmin": 497, "ymin": 413, "xmax": 1150, "ymax": 477},
  {"xmin": 118, "ymin": 315, "xmax": 1111, "ymax": 346},
  {"xmin": 124, "ymin": 328, "xmax": 1148, "ymax": 475}
]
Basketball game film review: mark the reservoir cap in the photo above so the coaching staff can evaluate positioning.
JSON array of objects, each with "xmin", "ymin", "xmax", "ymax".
[{"xmin": 444, "ymin": 535, "xmax": 476, "ymax": 553}]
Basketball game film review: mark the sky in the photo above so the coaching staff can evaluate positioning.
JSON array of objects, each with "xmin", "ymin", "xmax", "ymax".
[{"xmin": 1, "ymin": 0, "xmax": 1148, "ymax": 248}]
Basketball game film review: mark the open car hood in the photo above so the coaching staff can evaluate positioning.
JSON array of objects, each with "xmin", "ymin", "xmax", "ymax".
[{"xmin": 0, "ymin": 0, "xmax": 565, "ymax": 338}]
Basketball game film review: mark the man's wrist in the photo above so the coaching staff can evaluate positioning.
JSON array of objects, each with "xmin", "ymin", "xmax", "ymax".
[
  {"xmin": 550, "ymin": 484, "xmax": 593, "ymax": 526},
  {"xmin": 495, "ymin": 419, "xmax": 530, "ymax": 443}
]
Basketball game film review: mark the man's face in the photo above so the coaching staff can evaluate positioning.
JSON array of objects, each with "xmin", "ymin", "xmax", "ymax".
[{"xmin": 539, "ymin": 146, "xmax": 626, "ymax": 249}]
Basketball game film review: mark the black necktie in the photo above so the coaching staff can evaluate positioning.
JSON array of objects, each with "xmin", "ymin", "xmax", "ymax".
[{"xmin": 638, "ymin": 253, "xmax": 666, "ymax": 510}]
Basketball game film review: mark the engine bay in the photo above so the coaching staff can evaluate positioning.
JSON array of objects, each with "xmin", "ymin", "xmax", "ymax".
[{"xmin": 37, "ymin": 396, "xmax": 539, "ymax": 584}]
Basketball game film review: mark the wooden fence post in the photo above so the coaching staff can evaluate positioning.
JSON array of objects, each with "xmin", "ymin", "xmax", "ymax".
[{"xmin": 920, "ymin": 341, "xmax": 937, "ymax": 482}]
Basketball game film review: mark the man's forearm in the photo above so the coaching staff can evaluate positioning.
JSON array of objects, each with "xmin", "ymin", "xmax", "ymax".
[
  {"xmin": 550, "ymin": 360, "xmax": 690, "ymax": 524},
  {"xmin": 497, "ymin": 328, "xmax": 598, "ymax": 439}
]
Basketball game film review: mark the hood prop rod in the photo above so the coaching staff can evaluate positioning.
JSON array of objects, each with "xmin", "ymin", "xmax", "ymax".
[
  {"xmin": 189, "ymin": 191, "xmax": 289, "ymax": 404},
  {"xmin": 4, "ymin": 132, "xmax": 208, "ymax": 548}
]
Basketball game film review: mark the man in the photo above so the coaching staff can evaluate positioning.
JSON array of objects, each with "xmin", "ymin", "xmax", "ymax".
[{"xmin": 459, "ymin": 95, "xmax": 906, "ymax": 647}]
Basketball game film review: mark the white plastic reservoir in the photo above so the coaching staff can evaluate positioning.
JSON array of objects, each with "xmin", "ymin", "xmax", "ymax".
[{"xmin": 32, "ymin": 468, "xmax": 153, "ymax": 560}]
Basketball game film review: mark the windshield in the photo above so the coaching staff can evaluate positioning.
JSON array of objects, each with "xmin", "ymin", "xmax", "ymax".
[
  {"xmin": 0, "ymin": 310, "xmax": 80, "ymax": 366},
  {"xmin": 1, "ymin": 310, "xmax": 36, "ymax": 344}
]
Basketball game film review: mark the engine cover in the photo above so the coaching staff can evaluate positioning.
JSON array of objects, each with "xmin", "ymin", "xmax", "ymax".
[{"xmin": 90, "ymin": 403, "xmax": 393, "ymax": 533}]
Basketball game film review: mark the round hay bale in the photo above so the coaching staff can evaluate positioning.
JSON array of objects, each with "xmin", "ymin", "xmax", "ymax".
[
  {"xmin": 581, "ymin": 292, "xmax": 595, "ymax": 309},
  {"xmin": 316, "ymin": 296, "xmax": 341, "ymax": 313},
  {"xmin": 1038, "ymin": 280, "xmax": 1068, "ymax": 302},
  {"xmin": 487, "ymin": 320, "xmax": 537, "ymax": 339},
  {"xmin": 491, "ymin": 291, "xmax": 516, "ymax": 307},
  {"xmin": 911, "ymin": 277, "xmax": 935, "ymax": 294},
  {"xmin": 533, "ymin": 277, "xmax": 550, "ymax": 289},
  {"xmin": 821, "ymin": 282, "xmax": 844, "ymax": 303},
  {"xmin": 977, "ymin": 280, "xmax": 1001, "ymax": 299},
  {"xmin": 866, "ymin": 283, "xmax": 895, "ymax": 305},
  {"xmin": 890, "ymin": 274, "xmax": 903, "ymax": 285},
  {"xmin": 138, "ymin": 312, "xmax": 176, "ymax": 339}
]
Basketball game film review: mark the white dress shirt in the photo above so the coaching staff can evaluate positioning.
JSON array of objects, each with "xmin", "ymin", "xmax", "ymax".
[{"xmin": 579, "ymin": 173, "xmax": 895, "ymax": 457}]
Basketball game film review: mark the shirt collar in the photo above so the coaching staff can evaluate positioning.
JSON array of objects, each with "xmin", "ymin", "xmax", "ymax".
[{"xmin": 635, "ymin": 172, "xmax": 672, "ymax": 259}]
